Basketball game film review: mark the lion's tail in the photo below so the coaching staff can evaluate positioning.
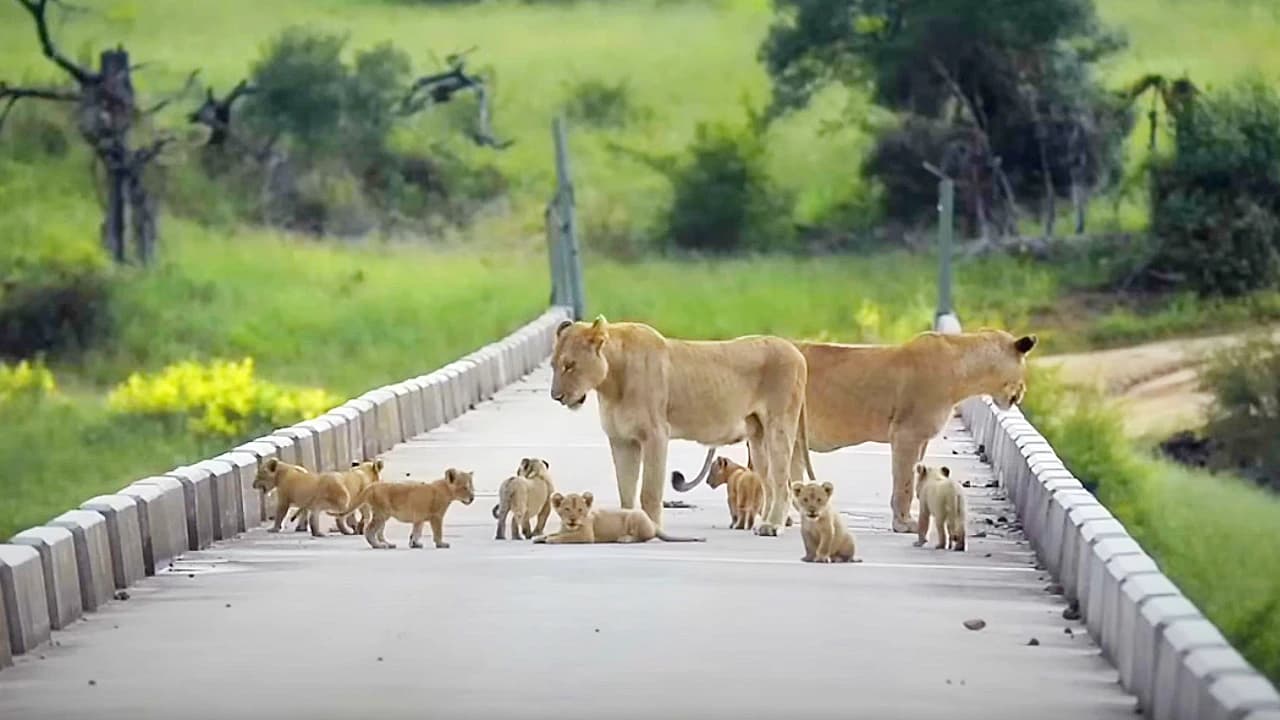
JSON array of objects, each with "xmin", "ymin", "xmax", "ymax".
[
  {"xmin": 654, "ymin": 529, "xmax": 706, "ymax": 543},
  {"xmin": 327, "ymin": 483, "xmax": 375, "ymax": 519},
  {"xmin": 491, "ymin": 476, "xmax": 514, "ymax": 519},
  {"xmin": 671, "ymin": 446, "xmax": 717, "ymax": 492},
  {"xmin": 798, "ymin": 402, "xmax": 817, "ymax": 483}
]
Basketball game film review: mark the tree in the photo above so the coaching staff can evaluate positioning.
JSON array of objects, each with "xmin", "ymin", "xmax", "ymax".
[
  {"xmin": 0, "ymin": 0, "xmax": 191, "ymax": 265},
  {"xmin": 761, "ymin": 0, "xmax": 1132, "ymax": 240}
]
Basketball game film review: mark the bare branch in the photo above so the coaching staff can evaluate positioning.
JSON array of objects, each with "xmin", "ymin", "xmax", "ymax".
[
  {"xmin": 187, "ymin": 79, "xmax": 256, "ymax": 146},
  {"xmin": 14, "ymin": 0, "xmax": 95, "ymax": 84},
  {"xmin": 142, "ymin": 68, "xmax": 200, "ymax": 115},
  {"xmin": 132, "ymin": 134, "xmax": 174, "ymax": 167},
  {"xmin": 0, "ymin": 80, "xmax": 80, "ymax": 133},
  {"xmin": 400, "ymin": 56, "xmax": 513, "ymax": 149}
]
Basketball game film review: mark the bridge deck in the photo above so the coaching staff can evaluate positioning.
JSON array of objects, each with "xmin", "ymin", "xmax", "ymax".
[{"xmin": 0, "ymin": 366, "xmax": 1136, "ymax": 719}]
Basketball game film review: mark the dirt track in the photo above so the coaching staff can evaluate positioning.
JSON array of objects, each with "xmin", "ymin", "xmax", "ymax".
[{"xmin": 1035, "ymin": 328, "xmax": 1280, "ymax": 438}]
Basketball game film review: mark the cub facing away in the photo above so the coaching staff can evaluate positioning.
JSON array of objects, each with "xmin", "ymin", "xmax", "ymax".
[
  {"xmin": 706, "ymin": 456, "xmax": 765, "ymax": 530},
  {"xmin": 287, "ymin": 459, "xmax": 386, "ymax": 535},
  {"xmin": 791, "ymin": 481, "xmax": 859, "ymax": 563},
  {"xmin": 532, "ymin": 492, "xmax": 705, "ymax": 544},
  {"xmin": 913, "ymin": 464, "xmax": 967, "ymax": 551},
  {"xmin": 252, "ymin": 458, "xmax": 350, "ymax": 537},
  {"xmin": 340, "ymin": 468, "xmax": 476, "ymax": 549},
  {"xmin": 492, "ymin": 457, "xmax": 556, "ymax": 540}
]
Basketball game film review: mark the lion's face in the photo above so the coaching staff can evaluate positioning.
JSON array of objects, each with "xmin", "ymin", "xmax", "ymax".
[
  {"xmin": 706, "ymin": 457, "xmax": 736, "ymax": 489},
  {"xmin": 518, "ymin": 457, "xmax": 551, "ymax": 478},
  {"xmin": 983, "ymin": 330, "xmax": 1037, "ymax": 411},
  {"xmin": 444, "ymin": 468, "xmax": 475, "ymax": 505},
  {"xmin": 550, "ymin": 491, "xmax": 593, "ymax": 531},
  {"xmin": 550, "ymin": 317, "xmax": 610, "ymax": 411},
  {"xmin": 790, "ymin": 481, "xmax": 834, "ymax": 520},
  {"xmin": 253, "ymin": 457, "xmax": 280, "ymax": 492},
  {"xmin": 914, "ymin": 463, "xmax": 951, "ymax": 494},
  {"xmin": 354, "ymin": 458, "xmax": 384, "ymax": 483}
]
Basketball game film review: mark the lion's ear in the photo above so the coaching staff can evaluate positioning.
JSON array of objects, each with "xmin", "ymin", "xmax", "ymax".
[
  {"xmin": 790, "ymin": 482, "xmax": 803, "ymax": 495},
  {"xmin": 556, "ymin": 319, "xmax": 573, "ymax": 337},
  {"xmin": 445, "ymin": 468, "xmax": 459, "ymax": 483},
  {"xmin": 374, "ymin": 459, "xmax": 384, "ymax": 472},
  {"xmin": 1014, "ymin": 334, "xmax": 1038, "ymax": 355},
  {"xmin": 591, "ymin": 314, "xmax": 607, "ymax": 329},
  {"xmin": 264, "ymin": 457, "xmax": 279, "ymax": 472},
  {"xmin": 914, "ymin": 463, "xmax": 926, "ymax": 479},
  {"xmin": 940, "ymin": 466, "xmax": 951, "ymax": 478},
  {"xmin": 821, "ymin": 482, "xmax": 834, "ymax": 498},
  {"xmin": 587, "ymin": 316, "xmax": 608, "ymax": 350},
  {"xmin": 582, "ymin": 491, "xmax": 594, "ymax": 507},
  {"xmin": 540, "ymin": 458, "xmax": 550, "ymax": 469},
  {"xmin": 551, "ymin": 492, "xmax": 564, "ymax": 508}
]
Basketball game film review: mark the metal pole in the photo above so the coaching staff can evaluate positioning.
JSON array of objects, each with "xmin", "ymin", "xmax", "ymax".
[
  {"xmin": 923, "ymin": 161, "xmax": 960, "ymax": 334},
  {"xmin": 552, "ymin": 117, "xmax": 586, "ymax": 320}
]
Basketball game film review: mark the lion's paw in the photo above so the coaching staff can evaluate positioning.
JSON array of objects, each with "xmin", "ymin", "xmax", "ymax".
[
  {"xmin": 891, "ymin": 517, "xmax": 917, "ymax": 533},
  {"xmin": 435, "ymin": 541, "xmax": 451, "ymax": 549},
  {"xmin": 754, "ymin": 523, "xmax": 780, "ymax": 537}
]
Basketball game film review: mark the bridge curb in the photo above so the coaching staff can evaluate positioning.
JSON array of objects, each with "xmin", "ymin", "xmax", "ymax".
[
  {"xmin": 959, "ymin": 396, "xmax": 1280, "ymax": 719},
  {"xmin": 0, "ymin": 306, "xmax": 571, "ymax": 665}
]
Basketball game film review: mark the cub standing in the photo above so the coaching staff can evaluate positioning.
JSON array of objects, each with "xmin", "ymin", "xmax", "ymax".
[
  {"xmin": 339, "ymin": 468, "xmax": 476, "ymax": 550},
  {"xmin": 706, "ymin": 456, "xmax": 765, "ymax": 530},
  {"xmin": 252, "ymin": 458, "xmax": 350, "ymax": 537},
  {"xmin": 492, "ymin": 458, "xmax": 556, "ymax": 540},
  {"xmin": 790, "ymin": 481, "xmax": 859, "ymax": 563},
  {"xmin": 913, "ymin": 464, "xmax": 967, "ymax": 551}
]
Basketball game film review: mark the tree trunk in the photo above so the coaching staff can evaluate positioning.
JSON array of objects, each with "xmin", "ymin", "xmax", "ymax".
[
  {"xmin": 103, "ymin": 164, "xmax": 127, "ymax": 263},
  {"xmin": 127, "ymin": 171, "xmax": 155, "ymax": 265}
]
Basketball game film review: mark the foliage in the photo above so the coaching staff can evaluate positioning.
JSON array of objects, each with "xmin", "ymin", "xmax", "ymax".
[
  {"xmin": 1200, "ymin": 333, "xmax": 1280, "ymax": 490},
  {"xmin": 562, "ymin": 77, "xmax": 644, "ymax": 129},
  {"xmin": 1145, "ymin": 79, "xmax": 1280, "ymax": 296},
  {"xmin": 107, "ymin": 357, "xmax": 339, "ymax": 439},
  {"xmin": 761, "ymin": 0, "xmax": 1133, "ymax": 233},
  {"xmin": 0, "ymin": 358, "xmax": 57, "ymax": 406},
  {"xmin": 664, "ymin": 108, "xmax": 796, "ymax": 253},
  {"xmin": 0, "ymin": 198, "xmax": 113, "ymax": 359}
]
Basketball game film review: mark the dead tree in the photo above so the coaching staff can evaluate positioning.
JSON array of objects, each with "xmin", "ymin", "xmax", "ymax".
[
  {"xmin": 400, "ymin": 48, "xmax": 513, "ymax": 150},
  {"xmin": 188, "ymin": 80, "xmax": 256, "ymax": 148},
  {"xmin": 0, "ymin": 0, "xmax": 187, "ymax": 265}
]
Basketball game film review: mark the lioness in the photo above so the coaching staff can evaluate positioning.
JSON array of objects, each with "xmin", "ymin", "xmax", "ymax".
[
  {"xmin": 550, "ymin": 316, "xmax": 816, "ymax": 537},
  {"xmin": 913, "ymin": 464, "xmax": 967, "ymax": 551},
  {"xmin": 791, "ymin": 481, "xmax": 859, "ymax": 563},
  {"xmin": 672, "ymin": 329, "xmax": 1036, "ymax": 533},
  {"xmin": 492, "ymin": 457, "xmax": 556, "ymax": 540},
  {"xmin": 339, "ymin": 468, "xmax": 476, "ymax": 549},
  {"xmin": 532, "ymin": 492, "xmax": 705, "ymax": 544},
  {"xmin": 252, "ymin": 458, "xmax": 351, "ymax": 537},
  {"xmin": 706, "ymin": 456, "xmax": 765, "ymax": 530}
]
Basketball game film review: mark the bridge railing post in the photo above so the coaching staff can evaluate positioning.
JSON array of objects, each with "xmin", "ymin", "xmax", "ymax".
[
  {"xmin": 924, "ymin": 162, "xmax": 960, "ymax": 334},
  {"xmin": 548, "ymin": 116, "xmax": 586, "ymax": 320}
]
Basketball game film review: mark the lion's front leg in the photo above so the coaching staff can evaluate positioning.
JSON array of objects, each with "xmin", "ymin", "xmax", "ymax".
[
  {"xmin": 609, "ymin": 437, "xmax": 642, "ymax": 510},
  {"xmin": 639, "ymin": 435, "xmax": 670, "ymax": 527},
  {"xmin": 890, "ymin": 437, "xmax": 927, "ymax": 533}
]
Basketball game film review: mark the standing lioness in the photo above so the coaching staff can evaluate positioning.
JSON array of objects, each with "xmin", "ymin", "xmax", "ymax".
[
  {"xmin": 672, "ymin": 329, "xmax": 1036, "ymax": 533},
  {"xmin": 550, "ymin": 316, "xmax": 816, "ymax": 537}
]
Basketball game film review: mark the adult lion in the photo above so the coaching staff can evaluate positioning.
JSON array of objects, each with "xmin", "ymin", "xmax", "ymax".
[
  {"xmin": 549, "ymin": 316, "xmax": 816, "ymax": 536},
  {"xmin": 672, "ymin": 329, "xmax": 1037, "ymax": 533}
]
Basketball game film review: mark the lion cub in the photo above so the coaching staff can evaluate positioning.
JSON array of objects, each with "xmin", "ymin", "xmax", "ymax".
[
  {"xmin": 913, "ymin": 464, "xmax": 967, "ymax": 551},
  {"xmin": 791, "ymin": 481, "xmax": 859, "ymax": 563},
  {"xmin": 287, "ymin": 459, "xmax": 386, "ymax": 535},
  {"xmin": 706, "ymin": 456, "xmax": 765, "ymax": 530},
  {"xmin": 341, "ymin": 468, "xmax": 475, "ymax": 549},
  {"xmin": 532, "ymin": 492, "xmax": 705, "ymax": 544},
  {"xmin": 253, "ymin": 458, "xmax": 351, "ymax": 537},
  {"xmin": 492, "ymin": 457, "xmax": 556, "ymax": 540}
]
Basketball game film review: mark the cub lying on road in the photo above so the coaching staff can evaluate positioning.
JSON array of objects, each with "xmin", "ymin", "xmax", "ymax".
[
  {"xmin": 253, "ymin": 458, "xmax": 350, "ymax": 537},
  {"xmin": 492, "ymin": 457, "xmax": 556, "ymax": 540},
  {"xmin": 338, "ymin": 468, "xmax": 475, "ymax": 549},
  {"xmin": 791, "ymin": 481, "xmax": 859, "ymax": 564},
  {"xmin": 913, "ymin": 464, "xmax": 967, "ymax": 551},
  {"xmin": 532, "ymin": 492, "xmax": 705, "ymax": 544}
]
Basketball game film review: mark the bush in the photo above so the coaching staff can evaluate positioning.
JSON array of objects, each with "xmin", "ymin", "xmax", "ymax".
[
  {"xmin": 0, "ymin": 214, "xmax": 113, "ymax": 360},
  {"xmin": 0, "ymin": 359, "xmax": 57, "ymax": 406},
  {"xmin": 106, "ymin": 357, "xmax": 340, "ymax": 439},
  {"xmin": 562, "ymin": 78, "xmax": 644, "ymax": 129},
  {"xmin": 1200, "ymin": 333, "xmax": 1280, "ymax": 490},
  {"xmin": 1147, "ymin": 79, "xmax": 1280, "ymax": 296},
  {"xmin": 664, "ymin": 110, "xmax": 795, "ymax": 253}
]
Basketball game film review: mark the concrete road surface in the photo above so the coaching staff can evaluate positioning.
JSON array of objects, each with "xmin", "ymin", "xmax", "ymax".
[{"xmin": 0, "ymin": 366, "xmax": 1136, "ymax": 720}]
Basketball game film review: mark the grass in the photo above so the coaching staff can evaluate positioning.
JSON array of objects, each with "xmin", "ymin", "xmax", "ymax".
[{"xmin": 1022, "ymin": 366, "xmax": 1280, "ymax": 684}]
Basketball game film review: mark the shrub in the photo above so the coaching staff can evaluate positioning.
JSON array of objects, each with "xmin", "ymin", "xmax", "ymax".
[
  {"xmin": 106, "ymin": 357, "xmax": 340, "ymax": 439},
  {"xmin": 0, "ymin": 212, "xmax": 113, "ymax": 359},
  {"xmin": 664, "ymin": 110, "xmax": 795, "ymax": 253},
  {"xmin": 562, "ymin": 78, "xmax": 643, "ymax": 129},
  {"xmin": 1146, "ymin": 79, "xmax": 1280, "ymax": 296},
  {"xmin": 0, "ymin": 359, "xmax": 57, "ymax": 406},
  {"xmin": 1200, "ymin": 333, "xmax": 1280, "ymax": 490}
]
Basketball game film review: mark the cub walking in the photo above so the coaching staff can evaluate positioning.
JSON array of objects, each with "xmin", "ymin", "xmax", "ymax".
[
  {"xmin": 338, "ymin": 468, "xmax": 476, "ymax": 550},
  {"xmin": 913, "ymin": 464, "xmax": 967, "ymax": 551},
  {"xmin": 492, "ymin": 458, "xmax": 556, "ymax": 540}
]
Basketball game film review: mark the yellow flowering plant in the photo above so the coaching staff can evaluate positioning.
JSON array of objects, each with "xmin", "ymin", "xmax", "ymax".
[
  {"xmin": 0, "ymin": 359, "xmax": 58, "ymax": 406},
  {"xmin": 107, "ymin": 358, "xmax": 339, "ymax": 439}
]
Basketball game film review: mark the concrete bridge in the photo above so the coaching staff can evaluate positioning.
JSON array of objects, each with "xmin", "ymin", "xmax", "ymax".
[{"xmin": 1, "ymin": 306, "xmax": 1277, "ymax": 719}]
